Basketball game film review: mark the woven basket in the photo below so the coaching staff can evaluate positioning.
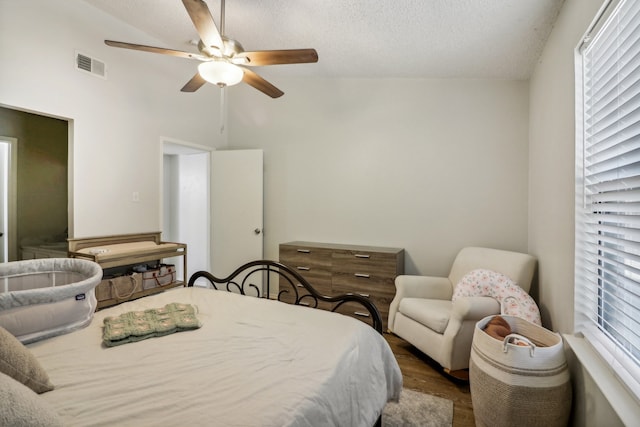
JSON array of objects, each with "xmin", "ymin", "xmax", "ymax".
[
  {"xmin": 469, "ymin": 315, "xmax": 571, "ymax": 427},
  {"xmin": 95, "ymin": 273, "xmax": 141, "ymax": 302},
  {"xmin": 141, "ymin": 264, "xmax": 176, "ymax": 290}
]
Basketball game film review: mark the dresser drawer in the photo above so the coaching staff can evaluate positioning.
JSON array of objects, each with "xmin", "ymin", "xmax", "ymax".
[
  {"xmin": 280, "ymin": 244, "xmax": 331, "ymax": 265},
  {"xmin": 332, "ymin": 273, "xmax": 394, "ymax": 295},
  {"xmin": 332, "ymin": 301, "xmax": 377, "ymax": 329},
  {"xmin": 331, "ymin": 250, "xmax": 399, "ymax": 276},
  {"xmin": 332, "ymin": 276, "xmax": 395, "ymax": 321},
  {"xmin": 279, "ymin": 244, "xmax": 332, "ymax": 303},
  {"xmin": 277, "ymin": 265, "xmax": 331, "ymax": 307},
  {"xmin": 280, "ymin": 246, "xmax": 331, "ymax": 276},
  {"xmin": 279, "ymin": 268, "xmax": 331, "ymax": 291}
]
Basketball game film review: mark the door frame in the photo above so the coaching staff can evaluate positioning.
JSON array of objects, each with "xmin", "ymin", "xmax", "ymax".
[{"xmin": 0, "ymin": 136, "xmax": 18, "ymax": 262}]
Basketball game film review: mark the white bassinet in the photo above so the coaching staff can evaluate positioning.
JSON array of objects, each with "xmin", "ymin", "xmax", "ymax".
[{"xmin": 0, "ymin": 258, "xmax": 102, "ymax": 343}]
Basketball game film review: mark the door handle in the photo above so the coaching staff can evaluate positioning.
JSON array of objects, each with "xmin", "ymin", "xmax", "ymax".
[{"xmin": 254, "ymin": 228, "xmax": 261, "ymax": 235}]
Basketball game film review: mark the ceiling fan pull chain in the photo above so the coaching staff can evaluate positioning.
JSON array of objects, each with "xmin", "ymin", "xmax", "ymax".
[
  {"xmin": 220, "ymin": 86, "xmax": 226, "ymax": 134},
  {"xmin": 197, "ymin": 0, "xmax": 228, "ymax": 130},
  {"xmin": 220, "ymin": 0, "xmax": 225, "ymax": 37}
]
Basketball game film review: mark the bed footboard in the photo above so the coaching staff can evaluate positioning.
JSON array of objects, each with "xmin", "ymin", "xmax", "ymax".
[{"xmin": 187, "ymin": 260, "xmax": 383, "ymax": 334}]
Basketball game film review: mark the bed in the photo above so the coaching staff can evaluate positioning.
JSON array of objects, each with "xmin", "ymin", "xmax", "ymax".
[{"xmin": 6, "ymin": 260, "xmax": 402, "ymax": 426}]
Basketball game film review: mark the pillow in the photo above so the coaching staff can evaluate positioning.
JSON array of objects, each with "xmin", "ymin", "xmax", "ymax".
[
  {"xmin": 0, "ymin": 326, "xmax": 54, "ymax": 393},
  {"xmin": 453, "ymin": 269, "xmax": 542, "ymax": 325},
  {"xmin": 0, "ymin": 372, "xmax": 63, "ymax": 427}
]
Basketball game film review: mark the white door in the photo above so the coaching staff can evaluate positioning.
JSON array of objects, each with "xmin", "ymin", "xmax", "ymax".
[{"xmin": 211, "ymin": 149, "xmax": 263, "ymax": 280}]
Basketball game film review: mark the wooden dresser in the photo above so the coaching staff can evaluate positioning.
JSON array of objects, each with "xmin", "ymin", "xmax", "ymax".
[{"xmin": 279, "ymin": 241, "xmax": 404, "ymax": 330}]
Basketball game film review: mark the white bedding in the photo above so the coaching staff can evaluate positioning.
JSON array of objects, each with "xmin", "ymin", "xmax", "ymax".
[{"xmin": 28, "ymin": 287, "xmax": 402, "ymax": 426}]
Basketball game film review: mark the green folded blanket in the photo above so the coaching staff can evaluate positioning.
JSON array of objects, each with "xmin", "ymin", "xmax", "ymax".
[{"xmin": 102, "ymin": 303, "xmax": 201, "ymax": 347}]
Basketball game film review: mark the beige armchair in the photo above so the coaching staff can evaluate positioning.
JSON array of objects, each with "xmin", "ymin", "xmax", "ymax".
[{"xmin": 388, "ymin": 247, "xmax": 536, "ymax": 376}]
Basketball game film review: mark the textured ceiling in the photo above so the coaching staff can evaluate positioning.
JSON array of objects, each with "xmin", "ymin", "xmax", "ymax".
[{"xmin": 83, "ymin": 0, "xmax": 565, "ymax": 80}]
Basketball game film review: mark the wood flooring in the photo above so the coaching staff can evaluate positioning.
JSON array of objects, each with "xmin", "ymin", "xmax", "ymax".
[{"xmin": 384, "ymin": 333, "xmax": 475, "ymax": 427}]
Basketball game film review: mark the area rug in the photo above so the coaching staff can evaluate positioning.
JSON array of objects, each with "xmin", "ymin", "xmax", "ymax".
[{"xmin": 382, "ymin": 388, "xmax": 454, "ymax": 427}]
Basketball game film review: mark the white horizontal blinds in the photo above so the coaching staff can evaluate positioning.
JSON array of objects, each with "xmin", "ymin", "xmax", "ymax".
[{"xmin": 579, "ymin": 0, "xmax": 640, "ymax": 388}]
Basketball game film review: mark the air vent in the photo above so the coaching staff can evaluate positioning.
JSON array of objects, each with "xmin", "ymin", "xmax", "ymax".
[{"xmin": 75, "ymin": 51, "xmax": 106, "ymax": 79}]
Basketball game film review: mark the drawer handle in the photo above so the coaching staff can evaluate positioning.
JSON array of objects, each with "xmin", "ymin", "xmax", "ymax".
[
  {"xmin": 359, "ymin": 293, "xmax": 370, "ymax": 298},
  {"xmin": 354, "ymin": 311, "xmax": 371, "ymax": 318},
  {"xmin": 355, "ymin": 254, "xmax": 370, "ymax": 259},
  {"xmin": 297, "ymin": 266, "xmax": 310, "ymax": 271},
  {"xmin": 297, "ymin": 249, "xmax": 310, "ymax": 253},
  {"xmin": 354, "ymin": 273, "xmax": 370, "ymax": 278}
]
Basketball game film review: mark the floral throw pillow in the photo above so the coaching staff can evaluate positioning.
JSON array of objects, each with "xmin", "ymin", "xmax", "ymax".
[{"xmin": 452, "ymin": 269, "xmax": 541, "ymax": 325}]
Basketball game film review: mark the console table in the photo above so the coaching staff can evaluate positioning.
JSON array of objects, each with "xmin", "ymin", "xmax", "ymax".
[{"xmin": 68, "ymin": 232, "xmax": 187, "ymax": 309}]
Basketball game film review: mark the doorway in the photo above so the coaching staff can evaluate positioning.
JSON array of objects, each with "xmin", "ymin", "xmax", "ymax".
[
  {"xmin": 0, "ymin": 106, "xmax": 69, "ymax": 262},
  {"xmin": 161, "ymin": 143, "xmax": 264, "ymax": 290},
  {"xmin": 162, "ymin": 139, "xmax": 211, "ymax": 281},
  {"xmin": 0, "ymin": 137, "xmax": 17, "ymax": 262}
]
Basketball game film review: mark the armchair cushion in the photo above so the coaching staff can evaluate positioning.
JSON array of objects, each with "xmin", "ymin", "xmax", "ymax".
[
  {"xmin": 398, "ymin": 298, "xmax": 452, "ymax": 334},
  {"xmin": 452, "ymin": 269, "xmax": 541, "ymax": 325}
]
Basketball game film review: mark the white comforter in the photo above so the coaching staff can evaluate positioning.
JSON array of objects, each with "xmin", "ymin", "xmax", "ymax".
[{"xmin": 28, "ymin": 287, "xmax": 402, "ymax": 426}]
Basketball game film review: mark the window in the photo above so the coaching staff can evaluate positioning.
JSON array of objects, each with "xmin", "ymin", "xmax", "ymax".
[{"xmin": 576, "ymin": 0, "xmax": 640, "ymax": 398}]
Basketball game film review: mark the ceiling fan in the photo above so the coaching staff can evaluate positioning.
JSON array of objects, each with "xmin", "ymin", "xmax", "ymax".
[{"xmin": 105, "ymin": 0, "xmax": 318, "ymax": 98}]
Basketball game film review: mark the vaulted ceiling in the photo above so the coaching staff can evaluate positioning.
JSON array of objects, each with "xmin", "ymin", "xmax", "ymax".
[{"xmin": 84, "ymin": 0, "xmax": 565, "ymax": 80}]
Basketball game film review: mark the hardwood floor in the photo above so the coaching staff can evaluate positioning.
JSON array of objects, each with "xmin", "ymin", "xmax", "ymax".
[{"xmin": 384, "ymin": 333, "xmax": 475, "ymax": 427}]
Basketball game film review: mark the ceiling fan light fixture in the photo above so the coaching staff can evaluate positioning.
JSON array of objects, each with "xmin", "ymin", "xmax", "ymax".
[
  {"xmin": 105, "ymin": 0, "xmax": 316, "ymax": 97},
  {"xmin": 198, "ymin": 60, "xmax": 244, "ymax": 87}
]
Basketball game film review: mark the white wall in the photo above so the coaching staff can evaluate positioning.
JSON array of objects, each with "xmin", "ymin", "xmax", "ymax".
[
  {"xmin": 529, "ymin": 0, "xmax": 624, "ymax": 425},
  {"xmin": 228, "ymin": 78, "xmax": 530, "ymax": 276},
  {"xmin": 0, "ymin": 0, "xmax": 225, "ymax": 238},
  {"xmin": 529, "ymin": 0, "xmax": 604, "ymax": 334},
  {"xmin": 0, "ymin": 0, "xmax": 530, "ymax": 278}
]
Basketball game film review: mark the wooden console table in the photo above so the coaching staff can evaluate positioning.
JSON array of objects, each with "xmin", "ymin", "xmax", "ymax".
[{"xmin": 68, "ymin": 232, "xmax": 187, "ymax": 309}]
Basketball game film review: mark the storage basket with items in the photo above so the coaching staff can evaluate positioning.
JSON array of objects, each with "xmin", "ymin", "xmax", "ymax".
[
  {"xmin": 96, "ymin": 263, "xmax": 176, "ymax": 307},
  {"xmin": 470, "ymin": 315, "xmax": 572, "ymax": 427}
]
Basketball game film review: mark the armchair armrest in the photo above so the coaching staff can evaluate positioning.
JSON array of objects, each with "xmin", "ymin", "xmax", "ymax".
[
  {"xmin": 394, "ymin": 275, "xmax": 453, "ymax": 300},
  {"xmin": 388, "ymin": 275, "xmax": 453, "ymax": 332},
  {"xmin": 450, "ymin": 296, "xmax": 500, "ymax": 321}
]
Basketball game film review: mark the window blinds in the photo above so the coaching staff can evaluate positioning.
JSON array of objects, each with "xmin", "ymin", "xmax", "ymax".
[{"xmin": 576, "ymin": 0, "xmax": 640, "ymax": 397}]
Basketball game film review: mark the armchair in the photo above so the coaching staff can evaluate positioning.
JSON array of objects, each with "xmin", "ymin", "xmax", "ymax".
[{"xmin": 387, "ymin": 247, "xmax": 536, "ymax": 376}]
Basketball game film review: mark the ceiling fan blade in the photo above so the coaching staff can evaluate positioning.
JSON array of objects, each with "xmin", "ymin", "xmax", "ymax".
[
  {"xmin": 236, "ymin": 49, "xmax": 319, "ymax": 66},
  {"xmin": 105, "ymin": 40, "xmax": 207, "ymax": 60},
  {"xmin": 182, "ymin": 0, "xmax": 224, "ymax": 50},
  {"xmin": 181, "ymin": 73, "xmax": 207, "ymax": 92},
  {"xmin": 241, "ymin": 68, "xmax": 284, "ymax": 98}
]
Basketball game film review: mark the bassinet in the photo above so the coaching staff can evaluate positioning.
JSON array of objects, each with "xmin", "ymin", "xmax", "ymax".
[{"xmin": 0, "ymin": 258, "xmax": 102, "ymax": 343}]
